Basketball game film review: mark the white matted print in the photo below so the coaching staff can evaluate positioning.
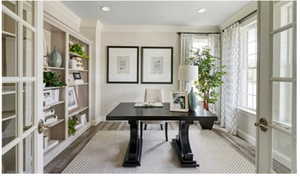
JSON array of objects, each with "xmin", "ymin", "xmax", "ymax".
[
  {"xmin": 142, "ymin": 47, "xmax": 173, "ymax": 84},
  {"xmin": 170, "ymin": 92, "xmax": 189, "ymax": 112},
  {"xmin": 68, "ymin": 87, "xmax": 78, "ymax": 110},
  {"xmin": 107, "ymin": 46, "xmax": 139, "ymax": 83}
]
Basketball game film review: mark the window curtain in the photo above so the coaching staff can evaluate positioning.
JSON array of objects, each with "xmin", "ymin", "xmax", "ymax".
[
  {"xmin": 179, "ymin": 33, "xmax": 221, "ymax": 117},
  {"xmin": 220, "ymin": 23, "xmax": 241, "ymax": 135}
]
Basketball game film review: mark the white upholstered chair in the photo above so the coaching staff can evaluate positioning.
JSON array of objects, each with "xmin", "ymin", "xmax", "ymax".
[{"xmin": 141, "ymin": 88, "xmax": 168, "ymax": 141}]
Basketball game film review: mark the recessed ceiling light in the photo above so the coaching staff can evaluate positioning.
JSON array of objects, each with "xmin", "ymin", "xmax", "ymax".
[
  {"xmin": 101, "ymin": 6, "xmax": 111, "ymax": 12},
  {"xmin": 197, "ymin": 8, "xmax": 206, "ymax": 13}
]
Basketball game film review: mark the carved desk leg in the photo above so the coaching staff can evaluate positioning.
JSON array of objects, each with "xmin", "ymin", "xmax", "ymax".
[
  {"xmin": 172, "ymin": 120, "xmax": 199, "ymax": 167},
  {"xmin": 123, "ymin": 120, "xmax": 142, "ymax": 167}
]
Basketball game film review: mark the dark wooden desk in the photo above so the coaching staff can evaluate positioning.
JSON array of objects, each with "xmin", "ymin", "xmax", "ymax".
[{"xmin": 106, "ymin": 102, "xmax": 217, "ymax": 168}]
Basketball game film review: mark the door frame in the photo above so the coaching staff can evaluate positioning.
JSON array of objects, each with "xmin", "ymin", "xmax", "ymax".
[
  {"xmin": 1, "ymin": 1, "xmax": 44, "ymax": 173},
  {"xmin": 256, "ymin": 1, "xmax": 297, "ymax": 173}
]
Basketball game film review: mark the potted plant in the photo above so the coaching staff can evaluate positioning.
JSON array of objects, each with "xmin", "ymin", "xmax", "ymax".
[
  {"xmin": 69, "ymin": 43, "xmax": 89, "ymax": 59},
  {"xmin": 68, "ymin": 118, "xmax": 78, "ymax": 136},
  {"xmin": 43, "ymin": 72, "xmax": 65, "ymax": 87},
  {"xmin": 186, "ymin": 48, "xmax": 225, "ymax": 111}
]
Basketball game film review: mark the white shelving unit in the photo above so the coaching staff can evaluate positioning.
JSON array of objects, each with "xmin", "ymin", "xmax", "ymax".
[{"xmin": 42, "ymin": 13, "xmax": 92, "ymax": 166}]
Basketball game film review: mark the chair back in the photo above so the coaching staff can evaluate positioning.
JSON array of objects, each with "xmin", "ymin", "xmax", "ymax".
[{"xmin": 144, "ymin": 88, "xmax": 163, "ymax": 103}]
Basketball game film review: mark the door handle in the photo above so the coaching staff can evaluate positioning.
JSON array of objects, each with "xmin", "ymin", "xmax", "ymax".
[
  {"xmin": 254, "ymin": 118, "xmax": 268, "ymax": 132},
  {"xmin": 38, "ymin": 120, "xmax": 49, "ymax": 134}
]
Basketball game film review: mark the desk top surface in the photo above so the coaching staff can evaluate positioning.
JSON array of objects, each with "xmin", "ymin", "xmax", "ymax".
[{"xmin": 106, "ymin": 102, "xmax": 217, "ymax": 121}]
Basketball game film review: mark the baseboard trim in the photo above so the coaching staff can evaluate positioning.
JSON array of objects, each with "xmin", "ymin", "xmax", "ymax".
[{"xmin": 237, "ymin": 129, "xmax": 256, "ymax": 146}]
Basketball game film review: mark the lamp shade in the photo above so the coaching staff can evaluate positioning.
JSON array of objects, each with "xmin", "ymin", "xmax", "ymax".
[{"xmin": 178, "ymin": 65, "xmax": 198, "ymax": 81}]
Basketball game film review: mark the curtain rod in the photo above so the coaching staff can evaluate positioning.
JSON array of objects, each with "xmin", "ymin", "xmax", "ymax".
[
  {"xmin": 177, "ymin": 32, "xmax": 221, "ymax": 35},
  {"xmin": 222, "ymin": 10, "xmax": 258, "ymax": 32}
]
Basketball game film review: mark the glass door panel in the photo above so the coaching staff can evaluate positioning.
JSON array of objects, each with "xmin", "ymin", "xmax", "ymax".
[
  {"xmin": 23, "ymin": 82, "xmax": 35, "ymax": 132},
  {"xmin": 273, "ymin": 1, "xmax": 293, "ymax": 29},
  {"xmin": 2, "ymin": 14, "xmax": 18, "ymax": 77},
  {"xmin": 2, "ymin": 1, "xmax": 18, "ymax": 14},
  {"xmin": 22, "ymin": 1, "xmax": 34, "ymax": 26},
  {"xmin": 23, "ymin": 26, "xmax": 35, "ymax": 77},
  {"xmin": 273, "ymin": 29, "xmax": 293, "ymax": 78},
  {"xmin": 2, "ymin": 145, "xmax": 18, "ymax": 173},
  {"xmin": 23, "ymin": 133, "xmax": 34, "ymax": 173},
  {"xmin": 2, "ymin": 83, "xmax": 18, "ymax": 147}
]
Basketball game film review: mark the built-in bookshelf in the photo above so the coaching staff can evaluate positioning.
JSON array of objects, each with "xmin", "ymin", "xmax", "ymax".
[{"xmin": 43, "ymin": 14, "xmax": 91, "ymax": 165}]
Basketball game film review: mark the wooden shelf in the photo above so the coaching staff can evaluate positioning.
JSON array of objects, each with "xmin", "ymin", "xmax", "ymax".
[
  {"xmin": 45, "ymin": 119, "xmax": 64, "ymax": 128},
  {"xmin": 68, "ymin": 107, "xmax": 89, "ymax": 117},
  {"xmin": 2, "ymin": 30, "xmax": 16, "ymax": 38},
  {"xmin": 2, "ymin": 90, "xmax": 16, "ymax": 95},
  {"xmin": 44, "ymin": 67, "xmax": 65, "ymax": 71},
  {"xmin": 43, "ymin": 86, "xmax": 65, "ymax": 90},
  {"xmin": 43, "ymin": 101, "xmax": 65, "ymax": 110},
  {"xmin": 69, "ymin": 69, "xmax": 88, "ymax": 72},
  {"xmin": 2, "ymin": 114, "xmax": 16, "ymax": 122},
  {"xmin": 68, "ymin": 83, "xmax": 88, "ymax": 87},
  {"xmin": 69, "ymin": 52, "xmax": 89, "ymax": 59}
]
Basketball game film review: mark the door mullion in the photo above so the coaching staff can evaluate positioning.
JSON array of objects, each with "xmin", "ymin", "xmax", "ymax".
[{"xmin": 17, "ymin": 1, "xmax": 24, "ymax": 173}]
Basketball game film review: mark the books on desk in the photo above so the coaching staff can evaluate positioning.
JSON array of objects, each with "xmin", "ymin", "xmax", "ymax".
[{"xmin": 134, "ymin": 102, "xmax": 164, "ymax": 108}]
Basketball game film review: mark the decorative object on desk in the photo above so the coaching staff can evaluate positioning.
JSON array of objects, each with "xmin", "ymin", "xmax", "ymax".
[
  {"xmin": 43, "ymin": 72, "xmax": 65, "ymax": 87},
  {"xmin": 186, "ymin": 48, "xmax": 225, "ymax": 111},
  {"xmin": 68, "ymin": 87, "xmax": 78, "ymax": 110},
  {"xmin": 141, "ymin": 47, "xmax": 173, "ymax": 84},
  {"xmin": 188, "ymin": 87, "xmax": 198, "ymax": 112},
  {"xmin": 48, "ymin": 48, "xmax": 62, "ymax": 67},
  {"xmin": 170, "ymin": 91, "xmax": 188, "ymax": 112},
  {"xmin": 107, "ymin": 46, "xmax": 139, "ymax": 83},
  {"xmin": 70, "ymin": 43, "xmax": 89, "ymax": 59},
  {"xmin": 178, "ymin": 65, "xmax": 199, "ymax": 112},
  {"xmin": 68, "ymin": 118, "xmax": 78, "ymax": 136}
]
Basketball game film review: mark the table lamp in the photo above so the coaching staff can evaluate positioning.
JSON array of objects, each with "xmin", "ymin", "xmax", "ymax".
[{"xmin": 178, "ymin": 65, "xmax": 199, "ymax": 112}]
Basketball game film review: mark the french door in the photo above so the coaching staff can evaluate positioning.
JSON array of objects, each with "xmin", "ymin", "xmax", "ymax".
[
  {"xmin": 256, "ymin": 1, "xmax": 296, "ymax": 173},
  {"xmin": 1, "ymin": 1, "xmax": 43, "ymax": 173}
]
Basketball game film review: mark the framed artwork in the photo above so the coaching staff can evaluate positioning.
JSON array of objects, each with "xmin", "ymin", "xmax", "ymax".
[
  {"xmin": 141, "ymin": 47, "xmax": 173, "ymax": 84},
  {"xmin": 73, "ymin": 72, "xmax": 81, "ymax": 80},
  {"xmin": 107, "ymin": 46, "xmax": 139, "ymax": 83},
  {"xmin": 170, "ymin": 91, "xmax": 189, "ymax": 112},
  {"xmin": 68, "ymin": 87, "xmax": 78, "ymax": 110}
]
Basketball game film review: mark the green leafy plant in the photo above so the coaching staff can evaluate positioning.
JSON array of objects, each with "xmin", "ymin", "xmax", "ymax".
[
  {"xmin": 68, "ymin": 118, "xmax": 77, "ymax": 136},
  {"xmin": 186, "ymin": 48, "xmax": 226, "ymax": 110},
  {"xmin": 43, "ymin": 72, "xmax": 65, "ymax": 87},
  {"xmin": 70, "ymin": 43, "xmax": 89, "ymax": 59}
]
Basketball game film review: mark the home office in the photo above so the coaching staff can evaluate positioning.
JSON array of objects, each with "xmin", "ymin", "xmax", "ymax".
[{"xmin": 1, "ymin": 0, "xmax": 297, "ymax": 174}]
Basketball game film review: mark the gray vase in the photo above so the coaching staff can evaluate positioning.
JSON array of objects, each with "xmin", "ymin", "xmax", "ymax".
[
  {"xmin": 49, "ymin": 48, "xmax": 62, "ymax": 67},
  {"xmin": 188, "ymin": 87, "xmax": 198, "ymax": 112}
]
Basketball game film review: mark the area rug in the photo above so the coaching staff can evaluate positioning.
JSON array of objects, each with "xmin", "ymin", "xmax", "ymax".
[{"xmin": 62, "ymin": 125, "xmax": 255, "ymax": 173}]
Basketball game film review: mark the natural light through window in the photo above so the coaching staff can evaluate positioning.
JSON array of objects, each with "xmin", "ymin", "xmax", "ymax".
[{"xmin": 239, "ymin": 20, "xmax": 257, "ymax": 112}]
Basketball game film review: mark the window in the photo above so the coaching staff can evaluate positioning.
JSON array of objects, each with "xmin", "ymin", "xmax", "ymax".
[{"xmin": 239, "ymin": 19, "xmax": 257, "ymax": 112}]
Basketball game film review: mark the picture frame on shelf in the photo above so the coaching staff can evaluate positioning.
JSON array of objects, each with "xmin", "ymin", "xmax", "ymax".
[
  {"xmin": 107, "ymin": 46, "xmax": 139, "ymax": 83},
  {"xmin": 68, "ymin": 87, "xmax": 78, "ymax": 110},
  {"xmin": 141, "ymin": 47, "xmax": 173, "ymax": 84},
  {"xmin": 170, "ymin": 91, "xmax": 189, "ymax": 112},
  {"xmin": 43, "ymin": 90, "xmax": 57, "ymax": 107},
  {"xmin": 72, "ymin": 72, "xmax": 81, "ymax": 80}
]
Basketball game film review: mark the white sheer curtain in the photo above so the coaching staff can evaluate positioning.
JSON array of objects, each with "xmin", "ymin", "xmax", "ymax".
[{"xmin": 220, "ymin": 23, "xmax": 241, "ymax": 135}]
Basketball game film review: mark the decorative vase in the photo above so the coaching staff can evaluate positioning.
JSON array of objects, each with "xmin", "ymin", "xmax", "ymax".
[
  {"xmin": 188, "ymin": 87, "xmax": 198, "ymax": 112},
  {"xmin": 49, "ymin": 48, "xmax": 62, "ymax": 67}
]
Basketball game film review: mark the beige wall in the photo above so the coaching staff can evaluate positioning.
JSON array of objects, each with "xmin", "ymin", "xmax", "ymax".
[{"xmin": 100, "ymin": 31, "xmax": 180, "ymax": 117}]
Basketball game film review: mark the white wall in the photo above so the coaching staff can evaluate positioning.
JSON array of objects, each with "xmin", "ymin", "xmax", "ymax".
[
  {"xmin": 80, "ymin": 20, "xmax": 103, "ymax": 125},
  {"xmin": 99, "ymin": 25, "xmax": 219, "ymax": 120}
]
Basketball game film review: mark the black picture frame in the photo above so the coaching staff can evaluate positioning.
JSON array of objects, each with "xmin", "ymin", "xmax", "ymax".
[
  {"xmin": 72, "ymin": 72, "xmax": 81, "ymax": 80},
  {"xmin": 107, "ymin": 46, "xmax": 139, "ymax": 84},
  {"xmin": 141, "ymin": 46, "xmax": 173, "ymax": 84}
]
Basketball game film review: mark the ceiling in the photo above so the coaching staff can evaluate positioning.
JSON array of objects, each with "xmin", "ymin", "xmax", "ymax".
[{"xmin": 63, "ymin": 1, "xmax": 250, "ymax": 26}]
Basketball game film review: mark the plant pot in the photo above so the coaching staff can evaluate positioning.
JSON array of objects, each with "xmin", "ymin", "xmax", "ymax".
[{"xmin": 203, "ymin": 101, "xmax": 209, "ymax": 111}]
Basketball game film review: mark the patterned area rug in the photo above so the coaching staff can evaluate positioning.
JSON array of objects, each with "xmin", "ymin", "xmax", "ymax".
[{"xmin": 62, "ymin": 122, "xmax": 255, "ymax": 173}]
